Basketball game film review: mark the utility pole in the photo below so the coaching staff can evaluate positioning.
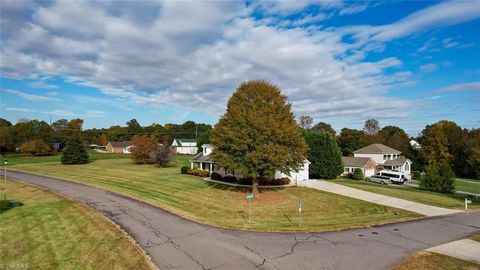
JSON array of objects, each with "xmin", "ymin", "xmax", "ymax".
[{"xmin": 195, "ymin": 124, "xmax": 198, "ymax": 140}]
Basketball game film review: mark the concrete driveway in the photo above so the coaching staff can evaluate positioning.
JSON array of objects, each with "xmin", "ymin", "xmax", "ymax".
[
  {"xmin": 303, "ymin": 180, "xmax": 462, "ymax": 216},
  {"xmin": 3, "ymin": 170, "xmax": 480, "ymax": 270}
]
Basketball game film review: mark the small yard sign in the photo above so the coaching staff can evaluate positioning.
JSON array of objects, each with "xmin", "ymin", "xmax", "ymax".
[
  {"xmin": 297, "ymin": 198, "xmax": 303, "ymax": 213},
  {"xmin": 246, "ymin": 194, "xmax": 255, "ymax": 200}
]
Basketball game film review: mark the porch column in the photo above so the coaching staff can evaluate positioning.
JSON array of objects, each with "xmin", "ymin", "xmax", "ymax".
[
  {"xmin": 209, "ymin": 163, "xmax": 212, "ymax": 173},
  {"xmin": 190, "ymin": 162, "xmax": 193, "ymax": 169}
]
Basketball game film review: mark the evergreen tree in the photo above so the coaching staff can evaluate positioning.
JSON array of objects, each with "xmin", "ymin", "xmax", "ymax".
[
  {"xmin": 61, "ymin": 138, "xmax": 89, "ymax": 165},
  {"xmin": 312, "ymin": 122, "xmax": 336, "ymax": 136},
  {"xmin": 303, "ymin": 130, "xmax": 343, "ymax": 179},
  {"xmin": 211, "ymin": 80, "xmax": 307, "ymax": 194},
  {"xmin": 420, "ymin": 162, "xmax": 455, "ymax": 193}
]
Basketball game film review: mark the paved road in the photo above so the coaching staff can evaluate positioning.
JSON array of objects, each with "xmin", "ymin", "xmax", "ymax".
[
  {"xmin": 4, "ymin": 170, "xmax": 480, "ymax": 270},
  {"xmin": 304, "ymin": 180, "xmax": 461, "ymax": 216}
]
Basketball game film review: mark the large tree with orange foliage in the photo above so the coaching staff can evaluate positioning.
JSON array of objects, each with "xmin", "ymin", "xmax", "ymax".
[{"xmin": 131, "ymin": 135, "xmax": 158, "ymax": 164}]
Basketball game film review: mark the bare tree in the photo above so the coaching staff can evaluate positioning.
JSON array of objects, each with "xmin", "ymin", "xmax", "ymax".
[
  {"xmin": 298, "ymin": 115, "xmax": 313, "ymax": 129},
  {"xmin": 151, "ymin": 145, "xmax": 172, "ymax": 167},
  {"xmin": 363, "ymin": 118, "xmax": 380, "ymax": 135}
]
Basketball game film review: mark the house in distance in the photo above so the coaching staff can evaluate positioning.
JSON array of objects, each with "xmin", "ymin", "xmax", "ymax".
[
  {"xmin": 106, "ymin": 141, "xmax": 132, "ymax": 154},
  {"xmin": 171, "ymin": 138, "xmax": 198, "ymax": 155}
]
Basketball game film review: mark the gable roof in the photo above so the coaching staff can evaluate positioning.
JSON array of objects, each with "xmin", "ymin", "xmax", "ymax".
[
  {"xmin": 173, "ymin": 138, "xmax": 197, "ymax": 147},
  {"xmin": 384, "ymin": 156, "xmax": 411, "ymax": 166},
  {"xmin": 353, "ymin": 143, "xmax": 401, "ymax": 154},
  {"xmin": 190, "ymin": 152, "xmax": 214, "ymax": 163},
  {"xmin": 109, "ymin": 141, "xmax": 131, "ymax": 148},
  {"xmin": 342, "ymin": 157, "xmax": 373, "ymax": 167}
]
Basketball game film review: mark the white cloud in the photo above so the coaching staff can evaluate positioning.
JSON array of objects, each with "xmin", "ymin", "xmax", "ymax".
[
  {"xmin": 28, "ymin": 80, "xmax": 59, "ymax": 89},
  {"xmin": 434, "ymin": 82, "xmax": 480, "ymax": 93},
  {"xmin": 420, "ymin": 63, "xmax": 438, "ymax": 73},
  {"xmin": 42, "ymin": 109, "xmax": 77, "ymax": 117},
  {"xmin": 5, "ymin": 107, "xmax": 34, "ymax": 112},
  {"xmin": 3, "ymin": 89, "xmax": 61, "ymax": 102},
  {"xmin": 0, "ymin": 0, "xmax": 478, "ymax": 125},
  {"xmin": 442, "ymin": 37, "xmax": 475, "ymax": 49},
  {"xmin": 339, "ymin": 4, "xmax": 368, "ymax": 16}
]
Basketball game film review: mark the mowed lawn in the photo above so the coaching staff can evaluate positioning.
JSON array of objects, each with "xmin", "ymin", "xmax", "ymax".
[
  {"xmin": 411, "ymin": 178, "xmax": 480, "ymax": 194},
  {"xmin": 332, "ymin": 179, "xmax": 480, "ymax": 210},
  {"xmin": 9, "ymin": 155, "xmax": 421, "ymax": 232},
  {"xmin": 2, "ymin": 150, "xmax": 130, "ymax": 166},
  {"xmin": 0, "ymin": 180, "xmax": 154, "ymax": 270}
]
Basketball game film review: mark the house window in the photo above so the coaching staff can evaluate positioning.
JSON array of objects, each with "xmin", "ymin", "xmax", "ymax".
[
  {"xmin": 405, "ymin": 163, "xmax": 409, "ymax": 171},
  {"xmin": 383, "ymin": 155, "xmax": 387, "ymax": 160},
  {"xmin": 344, "ymin": 167, "xmax": 349, "ymax": 173}
]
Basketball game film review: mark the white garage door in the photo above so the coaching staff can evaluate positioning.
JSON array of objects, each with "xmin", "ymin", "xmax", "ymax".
[{"xmin": 364, "ymin": 168, "xmax": 375, "ymax": 177}]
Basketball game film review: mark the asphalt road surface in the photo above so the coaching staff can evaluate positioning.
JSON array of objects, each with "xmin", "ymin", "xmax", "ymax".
[{"xmin": 3, "ymin": 170, "xmax": 480, "ymax": 270}]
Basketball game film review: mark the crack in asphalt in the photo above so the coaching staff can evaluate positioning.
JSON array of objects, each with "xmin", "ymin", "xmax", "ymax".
[
  {"xmin": 243, "ymin": 244, "xmax": 279, "ymax": 269},
  {"xmin": 270, "ymin": 235, "xmax": 300, "ymax": 260}
]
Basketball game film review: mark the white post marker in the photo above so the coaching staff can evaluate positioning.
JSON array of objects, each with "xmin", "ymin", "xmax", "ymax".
[
  {"xmin": 246, "ymin": 193, "xmax": 255, "ymax": 223},
  {"xmin": 297, "ymin": 198, "xmax": 302, "ymax": 226},
  {"xmin": 465, "ymin": 198, "xmax": 472, "ymax": 211}
]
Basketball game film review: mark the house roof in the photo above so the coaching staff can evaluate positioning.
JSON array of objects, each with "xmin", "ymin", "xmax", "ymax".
[
  {"xmin": 173, "ymin": 138, "xmax": 197, "ymax": 147},
  {"xmin": 353, "ymin": 143, "xmax": 401, "ymax": 154},
  {"xmin": 190, "ymin": 152, "xmax": 214, "ymax": 163},
  {"xmin": 109, "ymin": 141, "xmax": 131, "ymax": 148},
  {"xmin": 384, "ymin": 156, "xmax": 410, "ymax": 166},
  {"xmin": 342, "ymin": 157, "xmax": 373, "ymax": 167}
]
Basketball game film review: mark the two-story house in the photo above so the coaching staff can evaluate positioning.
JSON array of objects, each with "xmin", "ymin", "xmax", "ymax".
[{"xmin": 342, "ymin": 143, "xmax": 412, "ymax": 179}]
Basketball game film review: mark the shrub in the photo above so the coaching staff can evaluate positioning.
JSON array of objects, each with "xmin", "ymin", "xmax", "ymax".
[
  {"xmin": 180, "ymin": 166, "xmax": 189, "ymax": 174},
  {"xmin": 420, "ymin": 162, "xmax": 455, "ymax": 193},
  {"xmin": 210, "ymin": 172, "xmax": 222, "ymax": 181},
  {"xmin": 188, "ymin": 168, "xmax": 210, "ymax": 177},
  {"xmin": 261, "ymin": 177, "xmax": 290, "ymax": 186},
  {"xmin": 412, "ymin": 170, "xmax": 422, "ymax": 180},
  {"xmin": 19, "ymin": 139, "xmax": 51, "ymax": 156},
  {"xmin": 352, "ymin": 168, "xmax": 364, "ymax": 180},
  {"xmin": 61, "ymin": 138, "xmax": 89, "ymax": 165},
  {"xmin": 222, "ymin": 175, "xmax": 238, "ymax": 183}
]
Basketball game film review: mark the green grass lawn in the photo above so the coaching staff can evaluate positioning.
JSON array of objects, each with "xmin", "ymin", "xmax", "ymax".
[
  {"xmin": 0, "ymin": 180, "xmax": 154, "ymax": 270},
  {"xmin": 8, "ymin": 156, "xmax": 420, "ymax": 232},
  {"xmin": 411, "ymin": 178, "xmax": 480, "ymax": 194},
  {"xmin": 1, "ymin": 150, "xmax": 130, "ymax": 165},
  {"xmin": 333, "ymin": 179, "xmax": 480, "ymax": 210}
]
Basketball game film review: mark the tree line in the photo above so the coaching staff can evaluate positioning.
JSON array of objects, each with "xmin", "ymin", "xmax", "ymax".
[{"xmin": 0, "ymin": 118, "xmax": 212, "ymax": 155}]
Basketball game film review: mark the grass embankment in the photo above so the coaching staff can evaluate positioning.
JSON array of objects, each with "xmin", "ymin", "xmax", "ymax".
[
  {"xmin": 9, "ymin": 155, "xmax": 420, "ymax": 232},
  {"xmin": 0, "ymin": 180, "xmax": 154, "ymax": 270},
  {"xmin": 391, "ymin": 251, "xmax": 479, "ymax": 270},
  {"xmin": 332, "ymin": 179, "xmax": 480, "ymax": 210},
  {"xmin": 411, "ymin": 178, "xmax": 480, "ymax": 194}
]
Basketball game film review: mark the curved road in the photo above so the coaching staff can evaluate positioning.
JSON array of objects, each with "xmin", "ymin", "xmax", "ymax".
[{"xmin": 4, "ymin": 170, "xmax": 480, "ymax": 270}]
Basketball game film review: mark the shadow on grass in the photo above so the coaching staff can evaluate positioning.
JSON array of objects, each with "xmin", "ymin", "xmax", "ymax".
[
  {"xmin": 0, "ymin": 200, "xmax": 23, "ymax": 214},
  {"xmin": 204, "ymin": 181, "xmax": 288, "ymax": 194}
]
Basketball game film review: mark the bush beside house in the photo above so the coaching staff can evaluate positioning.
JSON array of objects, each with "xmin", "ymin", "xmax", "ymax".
[
  {"xmin": 352, "ymin": 168, "xmax": 364, "ymax": 180},
  {"xmin": 19, "ymin": 139, "xmax": 51, "ymax": 156}
]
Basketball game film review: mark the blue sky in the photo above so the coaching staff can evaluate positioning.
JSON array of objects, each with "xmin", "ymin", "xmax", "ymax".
[{"xmin": 0, "ymin": 0, "xmax": 479, "ymax": 136}]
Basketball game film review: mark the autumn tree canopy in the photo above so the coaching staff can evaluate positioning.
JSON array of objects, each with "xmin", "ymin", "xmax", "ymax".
[{"xmin": 211, "ymin": 80, "xmax": 308, "ymax": 194}]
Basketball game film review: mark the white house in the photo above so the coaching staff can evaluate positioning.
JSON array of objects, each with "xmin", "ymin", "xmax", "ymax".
[
  {"xmin": 410, "ymin": 139, "xmax": 421, "ymax": 150},
  {"xmin": 352, "ymin": 143, "xmax": 412, "ymax": 179},
  {"xmin": 171, "ymin": 138, "xmax": 198, "ymax": 155},
  {"xmin": 190, "ymin": 144, "xmax": 310, "ymax": 182}
]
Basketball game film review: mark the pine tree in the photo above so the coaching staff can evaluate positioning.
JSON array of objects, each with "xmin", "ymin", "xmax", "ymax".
[
  {"xmin": 211, "ymin": 80, "xmax": 308, "ymax": 194},
  {"xmin": 303, "ymin": 130, "xmax": 343, "ymax": 179},
  {"xmin": 61, "ymin": 138, "xmax": 89, "ymax": 165}
]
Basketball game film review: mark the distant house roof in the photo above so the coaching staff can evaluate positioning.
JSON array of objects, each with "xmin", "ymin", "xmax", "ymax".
[
  {"xmin": 109, "ymin": 141, "xmax": 131, "ymax": 148},
  {"xmin": 173, "ymin": 138, "xmax": 197, "ymax": 147},
  {"xmin": 190, "ymin": 152, "xmax": 214, "ymax": 163},
  {"xmin": 342, "ymin": 157, "xmax": 373, "ymax": 167},
  {"xmin": 353, "ymin": 144, "xmax": 401, "ymax": 154},
  {"xmin": 384, "ymin": 156, "xmax": 410, "ymax": 166}
]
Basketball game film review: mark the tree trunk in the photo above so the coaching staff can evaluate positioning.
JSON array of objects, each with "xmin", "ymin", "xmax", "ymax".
[{"xmin": 252, "ymin": 178, "xmax": 259, "ymax": 195}]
